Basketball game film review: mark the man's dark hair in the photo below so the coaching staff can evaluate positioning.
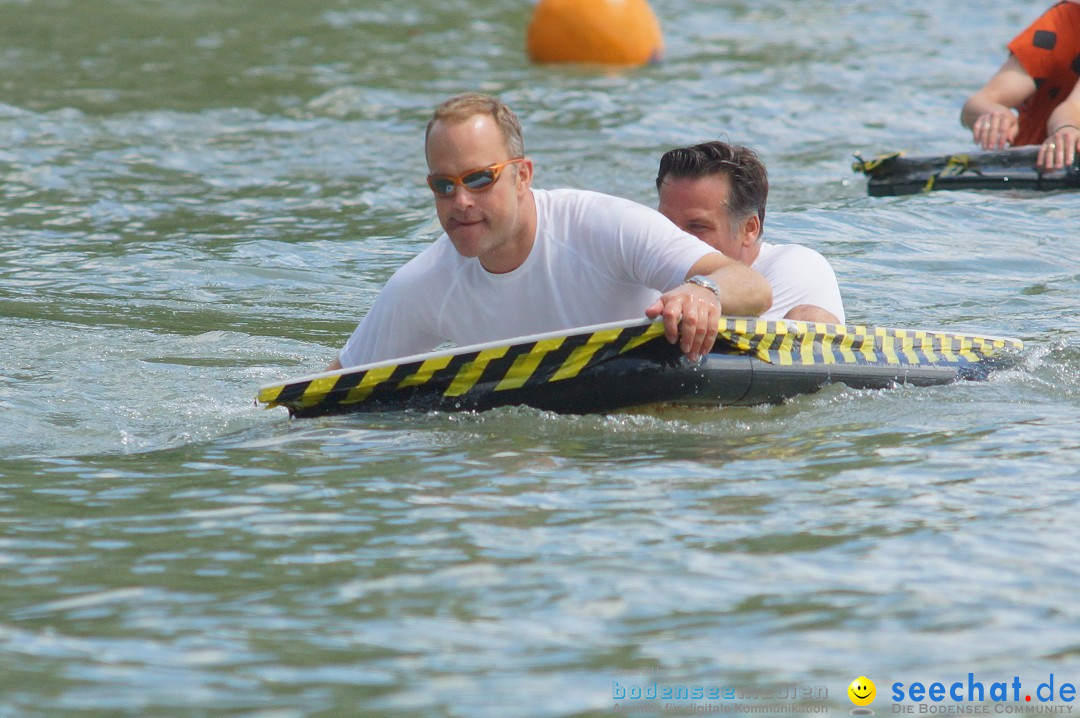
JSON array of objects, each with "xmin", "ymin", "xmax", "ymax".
[{"xmin": 656, "ymin": 141, "xmax": 768, "ymax": 229}]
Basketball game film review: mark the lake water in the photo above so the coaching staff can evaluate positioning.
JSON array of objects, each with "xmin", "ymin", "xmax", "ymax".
[{"xmin": 2, "ymin": 1, "xmax": 1079, "ymax": 716}]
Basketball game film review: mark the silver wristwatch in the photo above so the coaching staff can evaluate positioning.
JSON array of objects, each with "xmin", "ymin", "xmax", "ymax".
[{"xmin": 683, "ymin": 275, "xmax": 721, "ymax": 302}]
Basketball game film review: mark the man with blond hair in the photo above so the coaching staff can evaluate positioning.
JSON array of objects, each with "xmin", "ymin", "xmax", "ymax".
[{"xmin": 328, "ymin": 93, "xmax": 771, "ymax": 370}]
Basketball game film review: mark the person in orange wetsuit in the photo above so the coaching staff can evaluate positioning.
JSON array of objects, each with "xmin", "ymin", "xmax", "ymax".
[{"xmin": 961, "ymin": 1, "xmax": 1080, "ymax": 171}]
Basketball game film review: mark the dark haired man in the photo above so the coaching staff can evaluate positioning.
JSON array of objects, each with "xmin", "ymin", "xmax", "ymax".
[
  {"xmin": 656, "ymin": 141, "xmax": 844, "ymax": 324},
  {"xmin": 328, "ymin": 95, "xmax": 771, "ymax": 370}
]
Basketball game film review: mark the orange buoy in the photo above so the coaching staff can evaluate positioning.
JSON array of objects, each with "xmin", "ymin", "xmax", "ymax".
[{"xmin": 526, "ymin": 0, "xmax": 664, "ymax": 66}]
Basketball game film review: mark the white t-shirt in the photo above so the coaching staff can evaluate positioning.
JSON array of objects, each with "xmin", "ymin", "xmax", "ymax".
[
  {"xmin": 753, "ymin": 241, "xmax": 845, "ymax": 323},
  {"xmin": 339, "ymin": 188, "xmax": 715, "ymax": 367}
]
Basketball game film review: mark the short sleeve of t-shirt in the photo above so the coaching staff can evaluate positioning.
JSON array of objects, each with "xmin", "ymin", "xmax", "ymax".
[
  {"xmin": 752, "ymin": 242, "xmax": 845, "ymax": 324},
  {"xmin": 1007, "ymin": 2, "xmax": 1080, "ymax": 145}
]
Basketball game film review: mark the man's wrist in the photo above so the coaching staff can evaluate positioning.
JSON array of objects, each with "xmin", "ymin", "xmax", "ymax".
[{"xmin": 683, "ymin": 275, "xmax": 722, "ymax": 303}]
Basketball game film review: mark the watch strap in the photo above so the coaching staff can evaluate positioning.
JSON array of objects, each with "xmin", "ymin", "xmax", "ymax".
[{"xmin": 683, "ymin": 275, "xmax": 721, "ymax": 302}]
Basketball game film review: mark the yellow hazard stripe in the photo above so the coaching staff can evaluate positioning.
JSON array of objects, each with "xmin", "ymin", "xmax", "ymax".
[
  {"xmin": 341, "ymin": 365, "xmax": 397, "ymax": 404},
  {"xmin": 496, "ymin": 337, "xmax": 567, "ymax": 391},
  {"xmin": 879, "ymin": 327, "xmax": 899, "ymax": 364},
  {"xmin": 852, "ymin": 152, "xmax": 902, "ymax": 173},
  {"xmin": 718, "ymin": 318, "xmax": 751, "ymax": 353},
  {"xmin": 957, "ymin": 336, "xmax": 978, "ymax": 362},
  {"xmin": 398, "ymin": 354, "xmax": 454, "ymax": 389},
  {"xmin": 920, "ymin": 155, "xmax": 969, "ymax": 193},
  {"xmin": 857, "ymin": 327, "xmax": 875, "ymax": 362},
  {"xmin": 445, "ymin": 346, "xmax": 510, "ymax": 397},
  {"xmin": 819, "ymin": 325, "xmax": 837, "ymax": 364},
  {"xmin": 551, "ymin": 327, "xmax": 624, "ymax": 382},
  {"xmin": 916, "ymin": 330, "xmax": 937, "ymax": 363},
  {"xmin": 898, "ymin": 329, "xmax": 920, "ymax": 363},
  {"xmin": 300, "ymin": 374, "xmax": 340, "ymax": 405},
  {"xmin": 941, "ymin": 155, "xmax": 969, "ymax": 176},
  {"xmin": 799, "ymin": 322, "xmax": 817, "ymax": 364},
  {"xmin": 718, "ymin": 317, "xmax": 777, "ymax": 363},
  {"xmin": 619, "ymin": 321, "xmax": 666, "ymax": 354},
  {"xmin": 258, "ymin": 384, "xmax": 286, "ymax": 405}
]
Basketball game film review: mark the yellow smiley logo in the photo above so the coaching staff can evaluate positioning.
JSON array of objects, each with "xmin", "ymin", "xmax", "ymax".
[{"xmin": 848, "ymin": 676, "xmax": 876, "ymax": 706}]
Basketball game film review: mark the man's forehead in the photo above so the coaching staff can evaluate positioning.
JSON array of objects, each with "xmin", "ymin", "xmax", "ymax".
[
  {"xmin": 660, "ymin": 174, "xmax": 733, "ymax": 203},
  {"xmin": 426, "ymin": 115, "xmax": 509, "ymax": 156}
]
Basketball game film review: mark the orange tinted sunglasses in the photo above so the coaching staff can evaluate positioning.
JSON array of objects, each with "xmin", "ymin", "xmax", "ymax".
[{"xmin": 427, "ymin": 158, "xmax": 524, "ymax": 197}]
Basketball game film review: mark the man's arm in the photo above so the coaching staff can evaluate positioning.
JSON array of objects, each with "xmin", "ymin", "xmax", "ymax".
[
  {"xmin": 784, "ymin": 304, "xmax": 840, "ymax": 324},
  {"xmin": 645, "ymin": 251, "xmax": 771, "ymax": 362},
  {"xmin": 961, "ymin": 55, "xmax": 1035, "ymax": 150}
]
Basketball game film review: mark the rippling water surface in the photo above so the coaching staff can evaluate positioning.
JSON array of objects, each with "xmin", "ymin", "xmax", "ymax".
[{"xmin": 2, "ymin": 1, "xmax": 1079, "ymax": 716}]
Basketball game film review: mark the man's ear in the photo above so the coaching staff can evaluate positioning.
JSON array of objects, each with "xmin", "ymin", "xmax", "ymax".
[
  {"xmin": 515, "ymin": 157, "xmax": 534, "ymax": 193},
  {"xmin": 741, "ymin": 213, "xmax": 762, "ymax": 247}
]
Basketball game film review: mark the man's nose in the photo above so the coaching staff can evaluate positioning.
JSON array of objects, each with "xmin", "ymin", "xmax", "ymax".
[{"xmin": 450, "ymin": 185, "xmax": 477, "ymax": 209}]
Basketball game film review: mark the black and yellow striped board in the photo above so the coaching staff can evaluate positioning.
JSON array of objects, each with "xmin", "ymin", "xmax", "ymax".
[
  {"xmin": 853, "ymin": 147, "xmax": 1080, "ymax": 197},
  {"xmin": 256, "ymin": 318, "xmax": 1024, "ymax": 418}
]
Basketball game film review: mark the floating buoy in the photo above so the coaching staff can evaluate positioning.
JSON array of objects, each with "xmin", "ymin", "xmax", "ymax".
[{"xmin": 526, "ymin": 0, "xmax": 664, "ymax": 66}]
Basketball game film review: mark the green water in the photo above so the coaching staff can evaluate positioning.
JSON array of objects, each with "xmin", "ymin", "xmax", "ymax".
[{"xmin": 2, "ymin": 1, "xmax": 1079, "ymax": 716}]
